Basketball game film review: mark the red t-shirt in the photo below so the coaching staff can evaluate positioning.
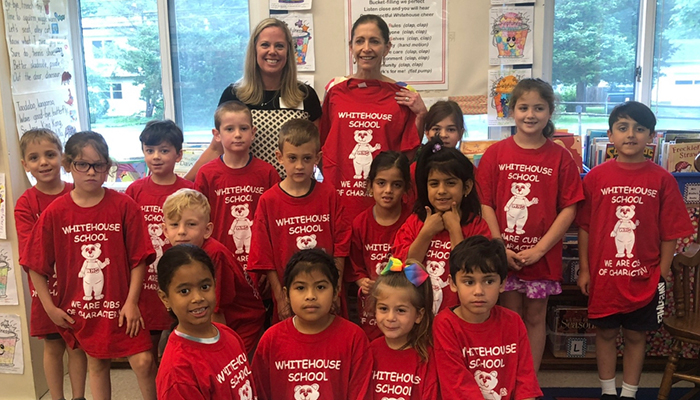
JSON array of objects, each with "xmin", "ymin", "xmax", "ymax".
[
  {"xmin": 201, "ymin": 238, "xmax": 264, "ymax": 353},
  {"xmin": 156, "ymin": 322, "xmax": 255, "ymax": 400},
  {"xmin": 320, "ymin": 78, "xmax": 420, "ymax": 219},
  {"xmin": 433, "ymin": 306, "xmax": 543, "ymax": 400},
  {"xmin": 15, "ymin": 183, "xmax": 72, "ymax": 337},
  {"xmin": 392, "ymin": 213, "xmax": 491, "ymax": 314},
  {"xmin": 22, "ymin": 189, "xmax": 156, "ymax": 358},
  {"xmin": 578, "ymin": 160, "xmax": 695, "ymax": 318},
  {"xmin": 194, "ymin": 156, "xmax": 280, "ymax": 271},
  {"xmin": 252, "ymin": 316, "xmax": 372, "ymax": 400},
  {"xmin": 126, "ymin": 175, "xmax": 194, "ymax": 331},
  {"xmin": 369, "ymin": 338, "xmax": 439, "ymax": 400},
  {"xmin": 348, "ymin": 204, "xmax": 411, "ymax": 340},
  {"xmin": 477, "ymin": 137, "xmax": 584, "ymax": 281}
]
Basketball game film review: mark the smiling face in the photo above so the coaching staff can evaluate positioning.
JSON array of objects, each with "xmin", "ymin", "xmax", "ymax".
[
  {"xmin": 512, "ymin": 90, "xmax": 553, "ymax": 139},
  {"xmin": 158, "ymin": 261, "xmax": 216, "ymax": 338},
  {"xmin": 214, "ymin": 110, "xmax": 256, "ymax": 155},
  {"xmin": 350, "ymin": 22, "xmax": 391, "ymax": 74},
  {"xmin": 374, "ymin": 284, "xmax": 424, "ymax": 349},
  {"xmin": 426, "ymin": 115, "xmax": 463, "ymax": 149},
  {"xmin": 285, "ymin": 269, "xmax": 336, "ymax": 332},
  {"xmin": 427, "ymin": 169, "xmax": 472, "ymax": 213},
  {"xmin": 22, "ymin": 139, "xmax": 62, "ymax": 188},
  {"xmin": 607, "ymin": 116, "xmax": 653, "ymax": 163},
  {"xmin": 276, "ymin": 141, "xmax": 320, "ymax": 186},
  {"xmin": 142, "ymin": 141, "xmax": 182, "ymax": 179},
  {"xmin": 163, "ymin": 208, "xmax": 213, "ymax": 247},
  {"xmin": 371, "ymin": 167, "xmax": 406, "ymax": 212},
  {"xmin": 255, "ymin": 26, "xmax": 288, "ymax": 81},
  {"xmin": 449, "ymin": 269, "xmax": 504, "ymax": 324}
]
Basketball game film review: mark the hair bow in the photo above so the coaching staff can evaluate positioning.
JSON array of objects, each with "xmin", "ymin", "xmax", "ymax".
[
  {"xmin": 432, "ymin": 143, "xmax": 442, "ymax": 153},
  {"xmin": 380, "ymin": 256, "xmax": 430, "ymax": 287}
]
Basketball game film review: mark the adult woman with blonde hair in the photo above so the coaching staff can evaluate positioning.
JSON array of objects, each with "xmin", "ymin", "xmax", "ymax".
[{"xmin": 185, "ymin": 18, "xmax": 321, "ymax": 180}]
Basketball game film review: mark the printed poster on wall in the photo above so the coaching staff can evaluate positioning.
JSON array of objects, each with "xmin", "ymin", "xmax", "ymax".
[
  {"xmin": 2, "ymin": 0, "xmax": 81, "ymax": 143},
  {"xmin": 491, "ymin": 0, "xmax": 533, "ymax": 4},
  {"xmin": 0, "ymin": 314, "xmax": 23, "ymax": 374},
  {"xmin": 270, "ymin": 0, "xmax": 312, "ymax": 10},
  {"xmin": 0, "ymin": 173, "xmax": 4, "ymax": 240},
  {"xmin": 0, "ymin": 242, "xmax": 19, "ymax": 306},
  {"xmin": 489, "ymin": 6, "xmax": 534, "ymax": 66},
  {"xmin": 488, "ymin": 68, "xmax": 532, "ymax": 126},
  {"xmin": 279, "ymin": 13, "xmax": 315, "ymax": 72},
  {"xmin": 347, "ymin": 0, "xmax": 448, "ymax": 90}
]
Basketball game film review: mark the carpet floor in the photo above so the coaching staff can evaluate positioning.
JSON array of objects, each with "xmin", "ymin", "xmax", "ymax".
[{"xmin": 541, "ymin": 387, "xmax": 696, "ymax": 400}]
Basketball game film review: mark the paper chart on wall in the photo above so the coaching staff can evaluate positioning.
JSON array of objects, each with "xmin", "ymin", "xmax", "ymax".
[
  {"xmin": 0, "ymin": 314, "xmax": 23, "ymax": 374},
  {"xmin": 2, "ymin": 0, "xmax": 82, "ymax": 144},
  {"xmin": 279, "ymin": 13, "xmax": 315, "ymax": 72},
  {"xmin": 270, "ymin": 0, "xmax": 312, "ymax": 10},
  {"xmin": 297, "ymin": 74, "xmax": 315, "ymax": 90},
  {"xmin": 0, "ymin": 242, "xmax": 19, "ymax": 306},
  {"xmin": 0, "ymin": 174, "xmax": 5, "ymax": 240},
  {"xmin": 347, "ymin": 0, "xmax": 448, "ymax": 90},
  {"xmin": 491, "ymin": 0, "xmax": 533, "ymax": 4},
  {"xmin": 487, "ymin": 68, "xmax": 532, "ymax": 126},
  {"xmin": 489, "ymin": 6, "xmax": 534, "ymax": 66}
]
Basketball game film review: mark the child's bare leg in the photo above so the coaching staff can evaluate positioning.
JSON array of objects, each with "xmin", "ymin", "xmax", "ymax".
[
  {"xmin": 499, "ymin": 290, "xmax": 523, "ymax": 316},
  {"xmin": 43, "ymin": 337, "xmax": 66, "ymax": 400},
  {"xmin": 621, "ymin": 329, "xmax": 646, "ymax": 385},
  {"xmin": 596, "ymin": 327, "xmax": 619, "ymax": 380},
  {"xmin": 66, "ymin": 346, "xmax": 87, "ymax": 399},
  {"xmin": 128, "ymin": 350, "xmax": 157, "ymax": 400},
  {"xmin": 522, "ymin": 296, "xmax": 548, "ymax": 372},
  {"xmin": 87, "ymin": 356, "xmax": 112, "ymax": 400}
]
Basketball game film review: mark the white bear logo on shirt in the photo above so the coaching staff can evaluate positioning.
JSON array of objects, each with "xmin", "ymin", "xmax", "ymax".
[
  {"xmin": 348, "ymin": 129, "xmax": 381, "ymax": 180},
  {"xmin": 294, "ymin": 383, "xmax": 320, "ymax": 400},
  {"xmin": 229, "ymin": 204, "xmax": 253, "ymax": 254},
  {"xmin": 426, "ymin": 261, "xmax": 449, "ymax": 315},
  {"xmin": 296, "ymin": 234, "xmax": 318, "ymax": 250},
  {"xmin": 474, "ymin": 370, "xmax": 508, "ymax": 400},
  {"xmin": 381, "ymin": 397, "xmax": 406, "ymax": 400},
  {"xmin": 504, "ymin": 182, "xmax": 538, "ymax": 235},
  {"xmin": 375, "ymin": 261, "xmax": 388, "ymax": 276},
  {"xmin": 611, "ymin": 205, "xmax": 639, "ymax": 259},
  {"xmin": 78, "ymin": 243, "xmax": 110, "ymax": 301},
  {"xmin": 148, "ymin": 223, "xmax": 166, "ymax": 273},
  {"xmin": 238, "ymin": 380, "xmax": 253, "ymax": 400}
]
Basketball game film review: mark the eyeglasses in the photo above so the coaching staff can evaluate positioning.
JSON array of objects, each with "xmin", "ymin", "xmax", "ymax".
[{"xmin": 72, "ymin": 161, "xmax": 109, "ymax": 173}]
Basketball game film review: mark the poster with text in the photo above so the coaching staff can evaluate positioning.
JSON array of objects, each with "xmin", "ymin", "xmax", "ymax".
[
  {"xmin": 0, "ymin": 314, "xmax": 22, "ymax": 374},
  {"xmin": 0, "ymin": 174, "xmax": 5, "ymax": 240},
  {"xmin": 2, "ymin": 0, "xmax": 81, "ymax": 144},
  {"xmin": 0, "ymin": 242, "xmax": 19, "ymax": 306},
  {"xmin": 279, "ymin": 13, "xmax": 315, "ymax": 72},
  {"xmin": 488, "ymin": 68, "xmax": 531, "ymax": 126},
  {"xmin": 491, "ymin": 0, "xmax": 532, "ymax": 4},
  {"xmin": 347, "ymin": 0, "xmax": 448, "ymax": 90},
  {"xmin": 270, "ymin": 0, "xmax": 312, "ymax": 10},
  {"xmin": 489, "ymin": 6, "xmax": 534, "ymax": 66}
]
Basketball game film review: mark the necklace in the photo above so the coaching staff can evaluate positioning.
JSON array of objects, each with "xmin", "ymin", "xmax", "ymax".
[{"xmin": 260, "ymin": 90, "xmax": 279, "ymax": 107}]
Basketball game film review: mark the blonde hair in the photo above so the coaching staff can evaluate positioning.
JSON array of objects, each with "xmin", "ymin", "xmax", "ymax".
[
  {"xmin": 162, "ymin": 189, "xmax": 211, "ymax": 222},
  {"xmin": 235, "ymin": 18, "xmax": 306, "ymax": 108},
  {"xmin": 278, "ymin": 119, "xmax": 320, "ymax": 152},
  {"xmin": 214, "ymin": 100, "xmax": 252, "ymax": 131},
  {"xmin": 19, "ymin": 128, "xmax": 62, "ymax": 158}
]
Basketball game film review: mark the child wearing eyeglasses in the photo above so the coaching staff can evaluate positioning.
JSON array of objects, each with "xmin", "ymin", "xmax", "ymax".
[{"xmin": 21, "ymin": 131, "xmax": 159, "ymax": 400}]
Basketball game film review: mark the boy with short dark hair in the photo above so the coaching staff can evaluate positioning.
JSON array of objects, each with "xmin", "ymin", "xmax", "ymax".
[
  {"xmin": 248, "ymin": 119, "xmax": 351, "ymax": 323},
  {"xmin": 126, "ymin": 119, "xmax": 194, "ymax": 358},
  {"xmin": 433, "ymin": 235, "xmax": 542, "ymax": 400},
  {"xmin": 15, "ymin": 128, "xmax": 88, "ymax": 400},
  {"xmin": 162, "ymin": 188, "xmax": 265, "ymax": 355},
  {"xmin": 578, "ymin": 101, "xmax": 695, "ymax": 400},
  {"xmin": 195, "ymin": 101, "xmax": 280, "ymax": 271}
]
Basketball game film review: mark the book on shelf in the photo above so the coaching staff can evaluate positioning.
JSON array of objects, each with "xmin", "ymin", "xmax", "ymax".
[
  {"xmin": 603, "ymin": 143, "xmax": 656, "ymax": 163},
  {"xmin": 552, "ymin": 132, "xmax": 584, "ymax": 173},
  {"xmin": 662, "ymin": 141, "xmax": 700, "ymax": 172},
  {"xmin": 460, "ymin": 140, "xmax": 499, "ymax": 167},
  {"xmin": 584, "ymin": 129, "xmax": 608, "ymax": 167}
]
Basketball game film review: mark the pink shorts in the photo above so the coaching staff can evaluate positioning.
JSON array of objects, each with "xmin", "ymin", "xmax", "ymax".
[{"xmin": 504, "ymin": 275, "xmax": 561, "ymax": 299}]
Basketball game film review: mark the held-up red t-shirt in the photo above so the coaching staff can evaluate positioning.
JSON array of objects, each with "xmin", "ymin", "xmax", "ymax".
[
  {"xmin": 22, "ymin": 189, "xmax": 155, "ymax": 358},
  {"xmin": 201, "ymin": 238, "xmax": 264, "ymax": 353},
  {"xmin": 348, "ymin": 204, "xmax": 411, "ymax": 340},
  {"xmin": 15, "ymin": 183, "xmax": 72, "ymax": 337},
  {"xmin": 195, "ymin": 156, "xmax": 280, "ymax": 271},
  {"xmin": 393, "ymin": 214, "xmax": 491, "ymax": 314},
  {"xmin": 477, "ymin": 137, "xmax": 584, "ymax": 281},
  {"xmin": 126, "ymin": 175, "xmax": 193, "ymax": 330},
  {"xmin": 252, "ymin": 316, "xmax": 372, "ymax": 400},
  {"xmin": 578, "ymin": 160, "xmax": 695, "ymax": 318},
  {"xmin": 433, "ymin": 306, "xmax": 543, "ymax": 400},
  {"xmin": 320, "ymin": 78, "xmax": 420, "ymax": 219},
  {"xmin": 156, "ymin": 322, "xmax": 255, "ymax": 400},
  {"xmin": 369, "ymin": 338, "xmax": 439, "ymax": 400}
]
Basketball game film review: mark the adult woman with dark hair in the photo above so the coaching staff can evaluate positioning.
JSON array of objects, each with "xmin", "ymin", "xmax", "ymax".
[
  {"xmin": 185, "ymin": 18, "xmax": 321, "ymax": 180},
  {"xmin": 320, "ymin": 14, "xmax": 427, "ymax": 218}
]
